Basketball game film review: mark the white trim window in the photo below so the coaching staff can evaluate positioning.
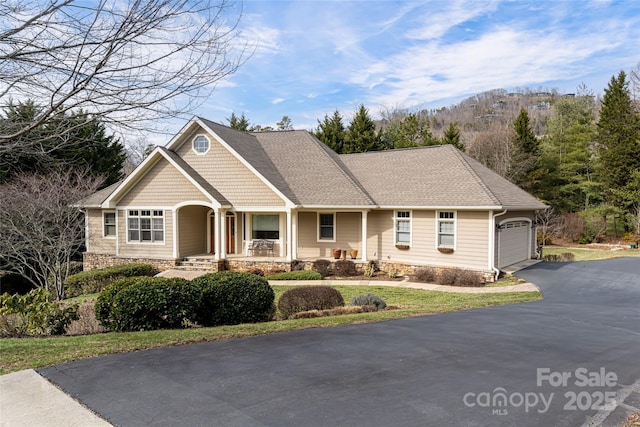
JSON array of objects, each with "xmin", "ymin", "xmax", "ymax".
[
  {"xmin": 128, "ymin": 210, "xmax": 164, "ymax": 243},
  {"xmin": 192, "ymin": 134, "xmax": 210, "ymax": 155},
  {"xmin": 437, "ymin": 211, "xmax": 456, "ymax": 247},
  {"xmin": 394, "ymin": 210, "xmax": 411, "ymax": 245},
  {"xmin": 103, "ymin": 211, "xmax": 116, "ymax": 238},
  {"xmin": 318, "ymin": 212, "xmax": 335, "ymax": 242}
]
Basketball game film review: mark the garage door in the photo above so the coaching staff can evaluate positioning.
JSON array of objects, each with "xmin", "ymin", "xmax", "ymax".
[{"xmin": 498, "ymin": 221, "xmax": 530, "ymax": 268}]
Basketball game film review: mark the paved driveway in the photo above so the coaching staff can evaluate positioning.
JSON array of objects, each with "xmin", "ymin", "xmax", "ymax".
[{"xmin": 39, "ymin": 258, "xmax": 640, "ymax": 427}]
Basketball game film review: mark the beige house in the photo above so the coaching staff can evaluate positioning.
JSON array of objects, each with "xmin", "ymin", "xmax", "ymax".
[{"xmin": 80, "ymin": 117, "xmax": 547, "ymax": 279}]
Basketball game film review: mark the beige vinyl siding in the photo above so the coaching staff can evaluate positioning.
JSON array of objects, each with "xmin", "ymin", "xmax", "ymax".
[
  {"xmin": 175, "ymin": 129, "xmax": 285, "ymax": 207},
  {"xmin": 297, "ymin": 212, "xmax": 361, "ymax": 258},
  {"xmin": 366, "ymin": 210, "xmax": 489, "ymax": 269},
  {"xmin": 86, "ymin": 209, "xmax": 116, "ymax": 254},
  {"xmin": 118, "ymin": 157, "xmax": 210, "ymax": 206},
  {"xmin": 178, "ymin": 205, "xmax": 208, "ymax": 257},
  {"xmin": 118, "ymin": 209, "xmax": 174, "ymax": 258}
]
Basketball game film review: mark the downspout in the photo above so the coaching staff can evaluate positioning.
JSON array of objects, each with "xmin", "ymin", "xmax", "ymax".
[{"xmin": 491, "ymin": 209, "xmax": 508, "ymax": 281}]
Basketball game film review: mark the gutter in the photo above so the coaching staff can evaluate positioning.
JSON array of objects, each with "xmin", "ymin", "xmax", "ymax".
[{"xmin": 491, "ymin": 209, "xmax": 508, "ymax": 281}]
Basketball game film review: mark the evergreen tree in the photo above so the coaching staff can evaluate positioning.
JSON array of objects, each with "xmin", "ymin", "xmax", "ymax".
[
  {"xmin": 227, "ymin": 112, "xmax": 250, "ymax": 131},
  {"xmin": 596, "ymin": 71, "xmax": 640, "ymax": 216},
  {"xmin": 344, "ymin": 104, "xmax": 382, "ymax": 153},
  {"xmin": 508, "ymin": 108, "xmax": 541, "ymax": 192},
  {"xmin": 539, "ymin": 95, "xmax": 600, "ymax": 211},
  {"xmin": 315, "ymin": 110, "xmax": 346, "ymax": 153},
  {"xmin": 380, "ymin": 112, "xmax": 437, "ymax": 149},
  {"xmin": 441, "ymin": 122, "xmax": 464, "ymax": 151},
  {"xmin": 0, "ymin": 100, "xmax": 125, "ymax": 186}
]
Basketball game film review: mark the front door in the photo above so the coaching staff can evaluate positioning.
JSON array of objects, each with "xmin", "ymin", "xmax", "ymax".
[{"xmin": 226, "ymin": 214, "xmax": 235, "ymax": 254}]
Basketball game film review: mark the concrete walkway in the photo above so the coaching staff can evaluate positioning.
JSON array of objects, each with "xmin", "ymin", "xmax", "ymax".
[{"xmin": 0, "ymin": 370, "xmax": 111, "ymax": 427}]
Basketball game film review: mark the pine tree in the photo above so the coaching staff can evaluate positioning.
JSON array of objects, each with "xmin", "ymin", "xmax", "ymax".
[
  {"xmin": 0, "ymin": 100, "xmax": 125, "ymax": 186},
  {"xmin": 344, "ymin": 104, "xmax": 381, "ymax": 153},
  {"xmin": 380, "ymin": 112, "xmax": 437, "ymax": 149},
  {"xmin": 227, "ymin": 112, "xmax": 250, "ymax": 131},
  {"xmin": 441, "ymin": 122, "xmax": 464, "ymax": 151},
  {"xmin": 596, "ymin": 71, "xmax": 640, "ymax": 215},
  {"xmin": 508, "ymin": 108, "xmax": 541, "ymax": 192},
  {"xmin": 315, "ymin": 110, "xmax": 346, "ymax": 153}
]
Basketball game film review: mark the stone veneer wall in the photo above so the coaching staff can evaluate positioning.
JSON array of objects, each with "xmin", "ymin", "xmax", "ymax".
[
  {"xmin": 83, "ymin": 253, "xmax": 179, "ymax": 272},
  {"xmin": 83, "ymin": 253, "xmax": 495, "ymax": 283}
]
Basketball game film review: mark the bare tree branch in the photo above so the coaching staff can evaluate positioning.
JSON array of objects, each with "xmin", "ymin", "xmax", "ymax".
[
  {"xmin": 0, "ymin": 170, "xmax": 102, "ymax": 300},
  {"xmin": 0, "ymin": 0, "xmax": 247, "ymax": 154}
]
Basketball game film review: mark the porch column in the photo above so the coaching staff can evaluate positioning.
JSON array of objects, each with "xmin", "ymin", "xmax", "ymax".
[
  {"xmin": 361, "ymin": 210, "xmax": 368, "ymax": 262},
  {"xmin": 286, "ymin": 209, "xmax": 297, "ymax": 261},
  {"xmin": 214, "ymin": 209, "xmax": 221, "ymax": 260},
  {"xmin": 219, "ymin": 209, "xmax": 227, "ymax": 259}
]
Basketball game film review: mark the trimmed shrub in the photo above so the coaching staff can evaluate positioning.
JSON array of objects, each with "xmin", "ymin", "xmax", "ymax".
[
  {"xmin": 437, "ymin": 268, "xmax": 457, "ymax": 286},
  {"xmin": 109, "ymin": 277, "xmax": 199, "ymax": 331},
  {"xmin": 455, "ymin": 270, "xmax": 485, "ymax": 287},
  {"xmin": 0, "ymin": 288, "xmax": 79, "ymax": 337},
  {"xmin": 414, "ymin": 267, "xmax": 437, "ymax": 283},
  {"xmin": 312, "ymin": 259, "xmax": 332, "ymax": 277},
  {"xmin": 351, "ymin": 293, "xmax": 387, "ymax": 310},
  {"xmin": 65, "ymin": 263, "xmax": 154, "ymax": 297},
  {"xmin": 192, "ymin": 271, "xmax": 275, "ymax": 327},
  {"xmin": 290, "ymin": 260, "xmax": 306, "ymax": 271},
  {"xmin": 334, "ymin": 260, "xmax": 357, "ymax": 277},
  {"xmin": 95, "ymin": 276, "xmax": 157, "ymax": 329},
  {"xmin": 543, "ymin": 254, "xmax": 560, "ymax": 261},
  {"xmin": 561, "ymin": 252, "xmax": 575, "ymax": 261},
  {"xmin": 289, "ymin": 306, "xmax": 370, "ymax": 319},
  {"xmin": 277, "ymin": 286, "xmax": 344, "ymax": 319},
  {"xmin": 266, "ymin": 271, "xmax": 323, "ymax": 280}
]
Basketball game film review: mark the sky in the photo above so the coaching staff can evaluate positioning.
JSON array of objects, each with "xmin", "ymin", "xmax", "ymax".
[{"xmin": 180, "ymin": 0, "xmax": 640, "ymax": 137}]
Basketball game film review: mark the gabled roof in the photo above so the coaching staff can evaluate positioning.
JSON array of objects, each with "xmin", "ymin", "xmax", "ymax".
[
  {"xmin": 99, "ymin": 146, "xmax": 230, "ymax": 209},
  {"xmin": 253, "ymin": 130, "xmax": 375, "ymax": 207},
  {"xmin": 81, "ymin": 117, "xmax": 546, "ymax": 211},
  {"xmin": 340, "ymin": 145, "xmax": 547, "ymax": 209}
]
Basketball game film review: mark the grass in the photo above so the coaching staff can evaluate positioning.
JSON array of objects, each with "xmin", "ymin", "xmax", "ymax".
[
  {"xmin": 541, "ymin": 246, "xmax": 640, "ymax": 262},
  {"xmin": 0, "ymin": 285, "xmax": 540, "ymax": 374},
  {"xmin": 486, "ymin": 274, "xmax": 527, "ymax": 287}
]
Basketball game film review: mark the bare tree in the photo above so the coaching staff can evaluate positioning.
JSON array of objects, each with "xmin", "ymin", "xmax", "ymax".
[
  {"xmin": 0, "ymin": 170, "xmax": 102, "ymax": 300},
  {"xmin": 0, "ymin": 0, "xmax": 247, "ymax": 156},
  {"xmin": 535, "ymin": 207, "xmax": 558, "ymax": 257}
]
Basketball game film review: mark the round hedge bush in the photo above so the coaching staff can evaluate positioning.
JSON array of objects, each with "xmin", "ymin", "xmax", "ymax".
[
  {"xmin": 351, "ymin": 293, "xmax": 387, "ymax": 311},
  {"xmin": 94, "ymin": 276, "xmax": 158, "ymax": 329},
  {"xmin": 191, "ymin": 271, "xmax": 275, "ymax": 327},
  {"xmin": 277, "ymin": 286, "xmax": 344, "ymax": 319},
  {"xmin": 107, "ymin": 277, "xmax": 200, "ymax": 332}
]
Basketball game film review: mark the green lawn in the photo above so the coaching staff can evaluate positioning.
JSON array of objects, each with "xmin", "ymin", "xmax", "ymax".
[
  {"xmin": 541, "ymin": 246, "xmax": 640, "ymax": 261},
  {"xmin": 0, "ymin": 286, "xmax": 540, "ymax": 374}
]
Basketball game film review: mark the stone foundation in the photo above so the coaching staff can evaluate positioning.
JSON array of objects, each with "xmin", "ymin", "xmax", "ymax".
[
  {"xmin": 83, "ymin": 252, "xmax": 179, "ymax": 273},
  {"xmin": 83, "ymin": 253, "xmax": 494, "ymax": 283}
]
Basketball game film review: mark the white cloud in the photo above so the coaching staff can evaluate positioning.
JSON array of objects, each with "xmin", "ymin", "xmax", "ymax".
[{"xmin": 272, "ymin": 98, "xmax": 285, "ymax": 104}]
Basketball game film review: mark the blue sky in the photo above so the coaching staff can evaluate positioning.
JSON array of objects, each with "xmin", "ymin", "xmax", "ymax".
[{"xmin": 195, "ymin": 0, "xmax": 639, "ymax": 132}]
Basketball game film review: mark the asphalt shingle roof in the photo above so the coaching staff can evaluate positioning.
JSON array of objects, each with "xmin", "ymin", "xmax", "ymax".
[
  {"xmin": 340, "ymin": 145, "xmax": 546, "ymax": 209},
  {"xmin": 80, "ymin": 118, "xmax": 546, "ymax": 211}
]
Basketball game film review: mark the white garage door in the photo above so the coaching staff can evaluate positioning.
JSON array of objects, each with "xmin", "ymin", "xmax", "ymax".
[{"xmin": 498, "ymin": 221, "xmax": 530, "ymax": 268}]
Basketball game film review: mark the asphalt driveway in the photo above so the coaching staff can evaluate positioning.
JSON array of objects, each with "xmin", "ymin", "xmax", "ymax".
[{"xmin": 39, "ymin": 258, "xmax": 640, "ymax": 427}]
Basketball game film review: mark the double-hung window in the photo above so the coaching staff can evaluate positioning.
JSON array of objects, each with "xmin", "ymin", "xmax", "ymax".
[
  {"xmin": 128, "ymin": 210, "xmax": 164, "ymax": 242},
  {"xmin": 318, "ymin": 213, "xmax": 335, "ymax": 241},
  {"xmin": 437, "ymin": 211, "xmax": 455, "ymax": 247},
  {"xmin": 103, "ymin": 212, "xmax": 116, "ymax": 237},
  {"xmin": 395, "ymin": 211, "xmax": 411, "ymax": 245}
]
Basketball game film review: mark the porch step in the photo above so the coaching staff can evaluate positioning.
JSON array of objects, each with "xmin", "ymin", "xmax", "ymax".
[{"xmin": 176, "ymin": 258, "xmax": 224, "ymax": 271}]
